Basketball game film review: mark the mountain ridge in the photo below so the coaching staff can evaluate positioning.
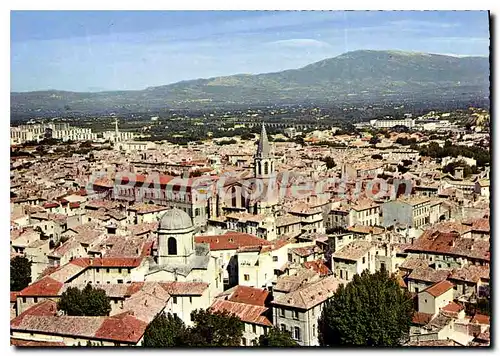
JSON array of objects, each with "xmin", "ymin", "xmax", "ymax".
[{"xmin": 11, "ymin": 50, "xmax": 490, "ymax": 114}]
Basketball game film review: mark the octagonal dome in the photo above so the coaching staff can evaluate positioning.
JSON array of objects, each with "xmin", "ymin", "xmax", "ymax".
[{"xmin": 159, "ymin": 208, "xmax": 193, "ymax": 231}]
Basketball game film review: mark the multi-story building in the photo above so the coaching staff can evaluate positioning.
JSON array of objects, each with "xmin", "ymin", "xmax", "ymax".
[
  {"xmin": 381, "ymin": 197, "xmax": 436, "ymax": 229},
  {"xmin": 272, "ymin": 272, "xmax": 341, "ymax": 346},
  {"xmin": 370, "ymin": 118, "xmax": 415, "ymax": 129}
]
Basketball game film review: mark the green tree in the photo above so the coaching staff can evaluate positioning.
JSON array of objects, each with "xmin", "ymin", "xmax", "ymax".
[
  {"xmin": 240, "ymin": 133, "xmax": 255, "ymax": 140},
  {"xmin": 57, "ymin": 284, "xmax": 111, "ymax": 316},
  {"xmin": 258, "ymin": 327, "xmax": 298, "ymax": 347},
  {"xmin": 10, "ymin": 256, "xmax": 32, "ymax": 291},
  {"xmin": 369, "ymin": 136, "xmax": 380, "ymax": 145},
  {"xmin": 318, "ymin": 269, "xmax": 414, "ymax": 347},
  {"xmin": 143, "ymin": 309, "xmax": 244, "ymax": 347},
  {"xmin": 322, "ymin": 156, "xmax": 336, "ymax": 169},
  {"xmin": 143, "ymin": 313, "xmax": 188, "ymax": 347},
  {"xmin": 187, "ymin": 309, "xmax": 244, "ymax": 346}
]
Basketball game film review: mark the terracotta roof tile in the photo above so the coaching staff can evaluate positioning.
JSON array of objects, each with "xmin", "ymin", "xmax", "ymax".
[
  {"xmin": 160, "ymin": 281, "xmax": 209, "ymax": 296},
  {"xmin": 11, "ymin": 338, "xmax": 65, "ymax": 347},
  {"xmin": 227, "ymin": 286, "xmax": 269, "ymax": 306},
  {"xmin": 18, "ymin": 277, "xmax": 64, "ymax": 297},
  {"xmin": 449, "ymin": 265, "xmax": 490, "ymax": 283},
  {"xmin": 441, "ymin": 301, "xmax": 464, "ymax": 315},
  {"xmin": 195, "ymin": 232, "xmax": 271, "ymax": 251},
  {"xmin": 333, "ymin": 240, "xmax": 373, "ymax": 261},
  {"xmin": 273, "ymin": 275, "xmax": 341, "ymax": 309},
  {"xmin": 10, "ymin": 292, "xmax": 19, "ymax": 303},
  {"xmin": 471, "ymin": 313, "xmax": 490, "ymax": 325},
  {"xmin": 406, "ymin": 229, "xmax": 490, "ymax": 262},
  {"xmin": 70, "ymin": 257, "xmax": 143, "ymax": 268},
  {"xmin": 210, "ymin": 299, "xmax": 272, "ymax": 327},
  {"xmin": 94, "ymin": 312, "xmax": 148, "ymax": 343},
  {"xmin": 11, "ymin": 300, "xmax": 58, "ymax": 327},
  {"xmin": 303, "ymin": 259, "xmax": 330, "ymax": 276},
  {"xmin": 423, "ymin": 280, "xmax": 454, "ymax": 297},
  {"xmin": 412, "ymin": 312, "xmax": 434, "ymax": 325}
]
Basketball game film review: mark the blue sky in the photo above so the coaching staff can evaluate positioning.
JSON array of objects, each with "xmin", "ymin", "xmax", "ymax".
[{"xmin": 11, "ymin": 11, "xmax": 490, "ymax": 92}]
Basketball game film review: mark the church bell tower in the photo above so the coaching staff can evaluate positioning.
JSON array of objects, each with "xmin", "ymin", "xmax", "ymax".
[{"xmin": 254, "ymin": 123, "xmax": 275, "ymax": 179}]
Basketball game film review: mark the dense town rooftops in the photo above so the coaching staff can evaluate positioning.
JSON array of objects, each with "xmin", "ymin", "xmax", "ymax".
[
  {"xmin": 275, "ymin": 214, "xmax": 302, "ymax": 227},
  {"xmin": 449, "ymin": 265, "xmax": 490, "ymax": 283},
  {"xmin": 128, "ymin": 203, "xmax": 169, "ymax": 214},
  {"xmin": 346, "ymin": 224, "xmax": 385, "ymax": 235},
  {"xmin": 11, "ymin": 305, "xmax": 149, "ymax": 344}
]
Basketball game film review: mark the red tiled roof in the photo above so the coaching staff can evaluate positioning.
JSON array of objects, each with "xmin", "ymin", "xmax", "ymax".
[
  {"xmin": 18, "ymin": 277, "xmax": 64, "ymax": 297},
  {"xmin": 210, "ymin": 299, "xmax": 272, "ymax": 327},
  {"xmin": 228, "ymin": 286, "xmax": 269, "ymax": 306},
  {"xmin": 11, "ymin": 338, "xmax": 65, "ymax": 347},
  {"xmin": 11, "ymin": 300, "xmax": 58, "ymax": 327},
  {"xmin": 39, "ymin": 266, "xmax": 61, "ymax": 278},
  {"xmin": 10, "ymin": 292, "xmax": 19, "ymax": 303},
  {"xmin": 422, "ymin": 280, "xmax": 454, "ymax": 297},
  {"xmin": 160, "ymin": 282, "xmax": 209, "ymax": 296},
  {"xmin": 141, "ymin": 241, "xmax": 154, "ymax": 257},
  {"xmin": 303, "ymin": 259, "xmax": 330, "ymax": 276},
  {"xmin": 70, "ymin": 257, "xmax": 143, "ymax": 268},
  {"xmin": 94, "ymin": 311, "xmax": 148, "ymax": 344},
  {"xmin": 471, "ymin": 313, "xmax": 490, "ymax": 325},
  {"xmin": 441, "ymin": 301, "xmax": 464, "ymax": 314},
  {"xmin": 125, "ymin": 282, "xmax": 145, "ymax": 297},
  {"xmin": 195, "ymin": 232, "xmax": 271, "ymax": 251},
  {"xmin": 449, "ymin": 265, "xmax": 490, "ymax": 283},
  {"xmin": 472, "ymin": 218, "xmax": 490, "ymax": 233},
  {"xmin": 406, "ymin": 229, "xmax": 489, "ymax": 262},
  {"xmin": 43, "ymin": 202, "xmax": 59, "ymax": 209},
  {"xmin": 69, "ymin": 202, "xmax": 80, "ymax": 208},
  {"xmin": 412, "ymin": 312, "xmax": 434, "ymax": 326}
]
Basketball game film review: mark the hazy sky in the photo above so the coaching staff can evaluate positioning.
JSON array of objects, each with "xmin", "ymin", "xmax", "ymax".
[{"xmin": 11, "ymin": 10, "xmax": 490, "ymax": 92}]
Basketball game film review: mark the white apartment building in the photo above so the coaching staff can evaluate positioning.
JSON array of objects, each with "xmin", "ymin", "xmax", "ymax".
[{"xmin": 370, "ymin": 119, "xmax": 415, "ymax": 129}]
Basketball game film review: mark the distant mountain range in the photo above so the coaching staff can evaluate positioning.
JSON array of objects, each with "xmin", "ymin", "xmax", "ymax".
[{"xmin": 11, "ymin": 50, "xmax": 490, "ymax": 115}]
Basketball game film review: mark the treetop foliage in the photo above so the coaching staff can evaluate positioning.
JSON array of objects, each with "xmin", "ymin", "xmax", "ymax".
[
  {"xmin": 57, "ymin": 283, "xmax": 111, "ymax": 316},
  {"xmin": 11, "ymin": 256, "xmax": 32, "ymax": 292},
  {"xmin": 318, "ymin": 268, "xmax": 414, "ymax": 347}
]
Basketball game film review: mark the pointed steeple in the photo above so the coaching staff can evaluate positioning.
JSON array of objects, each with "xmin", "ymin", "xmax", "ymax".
[
  {"xmin": 115, "ymin": 117, "xmax": 119, "ymax": 142},
  {"xmin": 257, "ymin": 123, "xmax": 270, "ymax": 158}
]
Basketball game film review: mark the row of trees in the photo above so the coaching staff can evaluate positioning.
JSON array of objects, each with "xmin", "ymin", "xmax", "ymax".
[
  {"xmin": 419, "ymin": 141, "xmax": 490, "ymax": 167},
  {"xmin": 143, "ymin": 309, "xmax": 298, "ymax": 347},
  {"xmin": 12, "ymin": 256, "xmax": 414, "ymax": 347},
  {"xmin": 442, "ymin": 160, "xmax": 479, "ymax": 178},
  {"xmin": 144, "ymin": 269, "xmax": 414, "ymax": 347}
]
